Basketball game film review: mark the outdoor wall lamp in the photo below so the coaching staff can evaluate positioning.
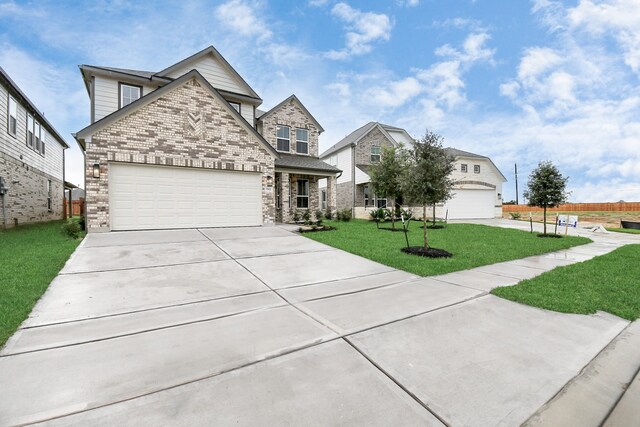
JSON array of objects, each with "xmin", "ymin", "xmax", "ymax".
[
  {"xmin": 93, "ymin": 164, "xmax": 101, "ymax": 178},
  {"xmin": 497, "ymin": 193, "xmax": 502, "ymax": 199},
  {"xmin": 266, "ymin": 175, "xmax": 273, "ymax": 186}
]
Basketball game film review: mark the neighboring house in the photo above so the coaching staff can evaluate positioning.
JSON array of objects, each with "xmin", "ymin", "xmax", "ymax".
[
  {"xmin": 319, "ymin": 122, "xmax": 506, "ymax": 219},
  {"xmin": 74, "ymin": 46, "xmax": 339, "ymax": 232},
  {"xmin": 0, "ymin": 67, "xmax": 68, "ymax": 228}
]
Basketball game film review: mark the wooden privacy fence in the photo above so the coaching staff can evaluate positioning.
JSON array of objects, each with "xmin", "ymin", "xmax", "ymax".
[
  {"xmin": 502, "ymin": 202, "xmax": 640, "ymax": 213},
  {"xmin": 63, "ymin": 198, "xmax": 85, "ymax": 217}
]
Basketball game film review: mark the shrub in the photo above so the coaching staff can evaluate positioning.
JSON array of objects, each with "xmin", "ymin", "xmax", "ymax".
[
  {"xmin": 337, "ymin": 208, "xmax": 352, "ymax": 222},
  {"xmin": 292, "ymin": 210, "xmax": 301, "ymax": 223},
  {"xmin": 302, "ymin": 209, "xmax": 311, "ymax": 224},
  {"xmin": 78, "ymin": 215, "xmax": 86, "ymax": 231},
  {"xmin": 61, "ymin": 220, "xmax": 82, "ymax": 239},
  {"xmin": 510, "ymin": 212, "xmax": 522, "ymax": 220},
  {"xmin": 325, "ymin": 210, "xmax": 333, "ymax": 220}
]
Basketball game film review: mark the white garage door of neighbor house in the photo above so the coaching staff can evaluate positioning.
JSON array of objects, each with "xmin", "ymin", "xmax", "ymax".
[
  {"xmin": 444, "ymin": 189, "xmax": 495, "ymax": 219},
  {"xmin": 109, "ymin": 163, "xmax": 263, "ymax": 231}
]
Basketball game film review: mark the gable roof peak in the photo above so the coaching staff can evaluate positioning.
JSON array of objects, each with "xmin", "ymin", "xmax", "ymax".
[{"xmin": 257, "ymin": 94, "xmax": 324, "ymax": 133}]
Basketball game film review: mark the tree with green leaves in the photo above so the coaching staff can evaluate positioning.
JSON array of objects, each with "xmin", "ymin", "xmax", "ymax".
[
  {"xmin": 369, "ymin": 145, "xmax": 408, "ymax": 230},
  {"xmin": 403, "ymin": 130, "xmax": 455, "ymax": 249},
  {"xmin": 523, "ymin": 161, "xmax": 569, "ymax": 235}
]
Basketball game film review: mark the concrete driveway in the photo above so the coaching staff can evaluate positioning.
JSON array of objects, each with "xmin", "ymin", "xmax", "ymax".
[{"xmin": 0, "ymin": 225, "xmax": 633, "ymax": 426}]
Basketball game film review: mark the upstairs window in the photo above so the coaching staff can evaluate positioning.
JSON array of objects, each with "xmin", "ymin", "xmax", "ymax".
[
  {"xmin": 370, "ymin": 145, "xmax": 381, "ymax": 162},
  {"xmin": 474, "ymin": 164, "xmax": 481, "ymax": 174},
  {"xmin": 39, "ymin": 126, "xmax": 46, "ymax": 156},
  {"xmin": 120, "ymin": 83, "xmax": 141, "ymax": 107},
  {"xmin": 47, "ymin": 180, "xmax": 52, "ymax": 211},
  {"xmin": 296, "ymin": 128, "xmax": 309, "ymax": 154},
  {"xmin": 7, "ymin": 96, "xmax": 17, "ymax": 136},
  {"xmin": 34, "ymin": 121, "xmax": 41, "ymax": 153},
  {"xmin": 26, "ymin": 114, "xmax": 34, "ymax": 148},
  {"xmin": 276, "ymin": 125, "xmax": 290, "ymax": 152},
  {"xmin": 461, "ymin": 164, "xmax": 468, "ymax": 173},
  {"xmin": 296, "ymin": 179, "xmax": 309, "ymax": 208},
  {"xmin": 228, "ymin": 102, "xmax": 240, "ymax": 113}
]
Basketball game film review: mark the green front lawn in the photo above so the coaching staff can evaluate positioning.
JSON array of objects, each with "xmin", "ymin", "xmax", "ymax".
[
  {"xmin": 0, "ymin": 221, "xmax": 83, "ymax": 347},
  {"xmin": 304, "ymin": 220, "xmax": 591, "ymax": 277},
  {"xmin": 492, "ymin": 244, "xmax": 640, "ymax": 320},
  {"xmin": 606, "ymin": 227, "xmax": 640, "ymax": 234}
]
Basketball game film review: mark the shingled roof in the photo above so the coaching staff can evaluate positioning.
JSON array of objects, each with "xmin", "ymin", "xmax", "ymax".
[
  {"xmin": 319, "ymin": 121, "xmax": 402, "ymax": 158},
  {"xmin": 275, "ymin": 154, "xmax": 341, "ymax": 173}
]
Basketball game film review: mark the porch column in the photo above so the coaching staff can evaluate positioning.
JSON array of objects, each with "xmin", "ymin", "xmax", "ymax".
[
  {"xmin": 281, "ymin": 172, "xmax": 291, "ymax": 223},
  {"xmin": 327, "ymin": 175, "xmax": 337, "ymax": 214}
]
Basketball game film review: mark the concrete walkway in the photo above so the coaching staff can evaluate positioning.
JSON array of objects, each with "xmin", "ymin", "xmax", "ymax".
[{"xmin": 0, "ymin": 221, "xmax": 638, "ymax": 426}]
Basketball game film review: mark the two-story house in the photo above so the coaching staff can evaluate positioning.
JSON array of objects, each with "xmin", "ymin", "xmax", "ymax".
[
  {"xmin": 74, "ymin": 46, "xmax": 339, "ymax": 232},
  {"xmin": 0, "ymin": 67, "xmax": 68, "ymax": 228},
  {"xmin": 319, "ymin": 122, "xmax": 506, "ymax": 219}
]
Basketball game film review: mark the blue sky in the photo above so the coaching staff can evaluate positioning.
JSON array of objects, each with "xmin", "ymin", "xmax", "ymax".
[{"xmin": 1, "ymin": 0, "xmax": 639, "ymax": 202}]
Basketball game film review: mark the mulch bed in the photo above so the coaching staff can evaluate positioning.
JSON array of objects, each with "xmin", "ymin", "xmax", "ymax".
[
  {"xmin": 299, "ymin": 226, "xmax": 336, "ymax": 233},
  {"xmin": 537, "ymin": 233, "xmax": 563, "ymax": 238},
  {"xmin": 401, "ymin": 246, "xmax": 453, "ymax": 258}
]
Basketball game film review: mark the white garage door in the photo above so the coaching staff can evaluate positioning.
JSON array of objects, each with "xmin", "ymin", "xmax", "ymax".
[
  {"xmin": 444, "ymin": 189, "xmax": 495, "ymax": 219},
  {"xmin": 109, "ymin": 163, "xmax": 262, "ymax": 231}
]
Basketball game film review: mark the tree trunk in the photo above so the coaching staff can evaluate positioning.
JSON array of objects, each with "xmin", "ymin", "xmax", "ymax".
[
  {"xmin": 423, "ymin": 203, "xmax": 429, "ymax": 249},
  {"xmin": 543, "ymin": 206, "xmax": 547, "ymax": 235},
  {"xmin": 432, "ymin": 204, "xmax": 436, "ymax": 226}
]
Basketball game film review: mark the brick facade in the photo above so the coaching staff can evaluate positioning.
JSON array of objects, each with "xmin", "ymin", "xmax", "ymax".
[
  {"xmin": 0, "ymin": 151, "xmax": 64, "ymax": 228},
  {"xmin": 85, "ymin": 78, "xmax": 276, "ymax": 232},
  {"xmin": 354, "ymin": 126, "xmax": 394, "ymax": 167},
  {"xmin": 260, "ymin": 99, "xmax": 320, "ymax": 156},
  {"xmin": 336, "ymin": 181, "xmax": 354, "ymax": 210}
]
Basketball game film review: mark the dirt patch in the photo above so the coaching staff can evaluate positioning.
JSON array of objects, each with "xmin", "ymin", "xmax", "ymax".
[{"xmin": 401, "ymin": 247, "xmax": 453, "ymax": 258}]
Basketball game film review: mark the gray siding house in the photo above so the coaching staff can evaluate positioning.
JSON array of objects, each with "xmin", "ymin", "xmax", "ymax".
[
  {"xmin": 0, "ymin": 68, "xmax": 68, "ymax": 228},
  {"xmin": 75, "ymin": 46, "xmax": 339, "ymax": 232}
]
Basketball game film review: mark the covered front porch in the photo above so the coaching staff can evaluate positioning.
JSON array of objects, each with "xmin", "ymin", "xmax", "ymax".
[
  {"xmin": 274, "ymin": 155, "xmax": 340, "ymax": 223},
  {"xmin": 354, "ymin": 182, "xmax": 396, "ymax": 219}
]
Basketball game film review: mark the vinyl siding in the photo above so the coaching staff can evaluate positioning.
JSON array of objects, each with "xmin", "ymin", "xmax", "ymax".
[
  {"xmin": 165, "ymin": 55, "xmax": 250, "ymax": 96},
  {"xmin": 387, "ymin": 129, "xmax": 413, "ymax": 146},
  {"xmin": 0, "ymin": 83, "xmax": 65, "ymax": 180},
  {"xmin": 94, "ymin": 76, "xmax": 155, "ymax": 122},
  {"xmin": 336, "ymin": 147, "xmax": 352, "ymax": 184},
  {"xmin": 240, "ymin": 102, "xmax": 254, "ymax": 125}
]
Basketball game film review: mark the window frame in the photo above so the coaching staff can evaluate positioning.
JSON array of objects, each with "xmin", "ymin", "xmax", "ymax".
[
  {"xmin": 376, "ymin": 197, "xmax": 387, "ymax": 209},
  {"xmin": 119, "ymin": 82, "xmax": 142, "ymax": 108},
  {"xmin": 276, "ymin": 125, "xmax": 290, "ymax": 152},
  {"xmin": 295, "ymin": 128, "xmax": 309, "ymax": 154},
  {"xmin": 7, "ymin": 95, "xmax": 17, "ymax": 137},
  {"xmin": 47, "ymin": 179, "xmax": 52, "ymax": 212},
  {"xmin": 461, "ymin": 164, "xmax": 468, "ymax": 173},
  {"xmin": 228, "ymin": 101, "xmax": 241, "ymax": 113},
  {"xmin": 26, "ymin": 114, "xmax": 34, "ymax": 148},
  {"xmin": 474, "ymin": 164, "xmax": 481, "ymax": 174},
  {"xmin": 321, "ymin": 190, "xmax": 327, "ymax": 210},
  {"xmin": 370, "ymin": 145, "xmax": 381, "ymax": 163},
  {"xmin": 296, "ymin": 179, "xmax": 309, "ymax": 209},
  {"xmin": 34, "ymin": 121, "xmax": 41, "ymax": 153},
  {"xmin": 364, "ymin": 185, "xmax": 370, "ymax": 207},
  {"xmin": 39, "ymin": 126, "xmax": 46, "ymax": 156}
]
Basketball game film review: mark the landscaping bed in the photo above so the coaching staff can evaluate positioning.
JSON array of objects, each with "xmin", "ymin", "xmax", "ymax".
[
  {"xmin": 303, "ymin": 219, "xmax": 591, "ymax": 277},
  {"xmin": 0, "ymin": 221, "xmax": 83, "ymax": 347},
  {"xmin": 492, "ymin": 244, "xmax": 640, "ymax": 321}
]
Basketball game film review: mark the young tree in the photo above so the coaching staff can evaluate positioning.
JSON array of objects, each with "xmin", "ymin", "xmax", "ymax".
[
  {"xmin": 369, "ymin": 145, "xmax": 408, "ymax": 230},
  {"xmin": 523, "ymin": 161, "xmax": 569, "ymax": 235},
  {"xmin": 403, "ymin": 131, "xmax": 455, "ymax": 249}
]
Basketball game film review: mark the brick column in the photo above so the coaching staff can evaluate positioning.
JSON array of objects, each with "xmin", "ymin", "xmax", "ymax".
[
  {"xmin": 327, "ymin": 175, "xmax": 337, "ymax": 214},
  {"xmin": 281, "ymin": 172, "xmax": 291, "ymax": 223}
]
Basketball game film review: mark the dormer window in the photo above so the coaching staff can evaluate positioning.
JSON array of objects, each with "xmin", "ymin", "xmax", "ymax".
[
  {"xmin": 371, "ymin": 145, "xmax": 381, "ymax": 162},
  {"xmin": 228, "ymin": 101, "xmax": 240, "ymax": 113},
  {"xmin": 119, "ymin": 83, "xmax": 141, "ymax": 108},
  {"xmin": 276, "ymin": 125, "xmax": 290, "ymax": 152},
  {"xmin": 296, "ymin": 128, "xmax": 309, "ymax": 154}
]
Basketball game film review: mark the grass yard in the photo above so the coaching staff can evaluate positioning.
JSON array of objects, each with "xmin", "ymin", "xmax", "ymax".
[
  {"xmin": 304, "ymin": 219, "xmax": 591, "ymax": 277},
  {"xmin": 0, "ymin": 220, "xmax": 83, "ymax": 347},
  {"xmin": 492, "ymin": 244, "xmax": 640, "ymax": 320},
  {"xmin": 606, "ymin": 227, "xmax": 640, "ymax": 234}
]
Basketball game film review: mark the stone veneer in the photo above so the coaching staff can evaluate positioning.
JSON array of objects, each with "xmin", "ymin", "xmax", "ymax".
[
  {"xmin": 0, "ymin": 151, "xmax": 64, "ymax": 227},
  {"xmin": 336, "ymin": 181, "xmax": 354, "ymax": 210},
  {"xmin": 85, "ymin": 78, "xmax": 276, "ymax": 231},
  {"xmin": 354, "ymin": 126, "xmax": 395, "ymax": 167},
  {"xmin": 259, "ymin": 99, "xmax": 320, "ymax": 156}
]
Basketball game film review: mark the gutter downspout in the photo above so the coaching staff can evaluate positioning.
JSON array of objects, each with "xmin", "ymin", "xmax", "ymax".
[
  {"xmin": 0, "ymin": 177, "xmax": 7, "ymax": 229},
  {"xmin": 351, "ymin": 144, "xmax": 356, "ymax": 218}
]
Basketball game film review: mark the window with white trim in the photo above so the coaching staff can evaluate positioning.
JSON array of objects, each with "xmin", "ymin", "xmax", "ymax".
[
  {"xmin": 276, "ymin": 125, "xmax": 290, "ymax": 152},
  {"xmin": 26, "ymin": 114, "xmax": 34, "ymax": 148},
  {"xmin": 7, "ymin": 96, "xmax": 17, "ymax": 136},
  {"xmin": 364, "ymin": 185, "xmax": 370, "ymax": 206},
  {"xmin": 228, "ymin": 101, "xmax": 240, "ymax": 113},
  {"xmin": 371, "ymin": 145, "xmax": 381, "ymax": 162},
  {"xmin": 474, "ymin": 164, "xmax": 480, "ymax": 174},
  {"xmin": 296, "ymin": 179, "xmax": 309, "ymax": 209},
  {"xmin": 40, "ymin": 127, "xmax": 46, "ymax": 155},
  {"xmin": 321, "ymin": 190, "xmax": 326, "ymax": 210},
  {"xmin": 34, "ymin": 121, "xmax": 41, "ymax": 153},
  {"xmin": 120, "ymin": 84, "xmax": 141, "ymax": 107},
  {"xmin": 296, "ymin": 128, "xmax": 309, "ymax": 154},
  {"xmin": 376, "ymin": 197, "xmax": 387, "ymax": 209},
  {"xmin": 461, "ymin": 164, "xmax": 468, "ymax": 173}
]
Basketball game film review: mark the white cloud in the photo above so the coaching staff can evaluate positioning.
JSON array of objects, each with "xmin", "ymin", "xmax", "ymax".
[
  {"xmin": 308, "ymin": 0, "xmax": 329, "ymax": 6},
  {"xmin": 214, "ymin": 0, "xmax": 272, "ymax": 41},
  {"xmin": 364, "ymin": 77, "xmax": 422, "ymax": 108},
  {"xmin": 326, "ymin": 3, "xmax": 393, "ymax": 60},
  {"xmin": 398, "ymin": 0, "xmax": 420, "ymax": 7}
]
